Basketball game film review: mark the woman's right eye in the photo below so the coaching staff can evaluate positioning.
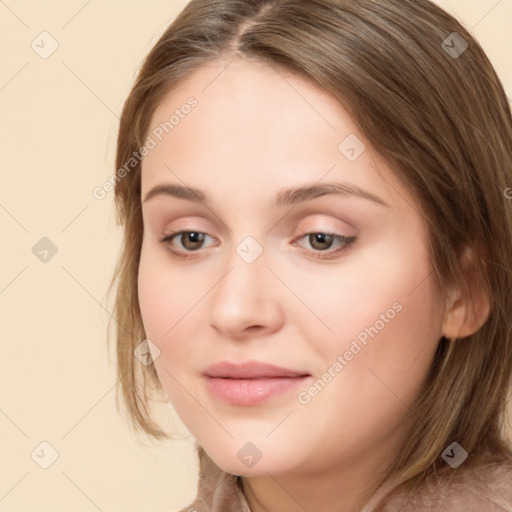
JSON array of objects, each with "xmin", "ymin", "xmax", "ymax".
[{"xmin": 158, "ymin": 231, "xmax": 215, "ymax": 259}]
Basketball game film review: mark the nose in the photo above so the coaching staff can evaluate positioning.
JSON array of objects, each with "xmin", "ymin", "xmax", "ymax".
[{"xmin": 208, "ymin": 243, "xmax": 284, "ymax": 339}]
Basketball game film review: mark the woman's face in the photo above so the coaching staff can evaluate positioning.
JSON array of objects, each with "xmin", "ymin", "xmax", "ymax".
[{"xmin": 138, "ymin": 56, "xmax": 445, "ymax": 477}]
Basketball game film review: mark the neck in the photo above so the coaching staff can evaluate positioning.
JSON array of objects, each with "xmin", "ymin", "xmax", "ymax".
[{"xmin": 239, "ymin": 433, "xmax": 406, "ymax": 512}]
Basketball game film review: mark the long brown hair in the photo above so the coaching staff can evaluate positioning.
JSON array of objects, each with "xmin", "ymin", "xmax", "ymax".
[{"xmin": 107, "ymin": 0, "xmax": 512, "ymax": 495}]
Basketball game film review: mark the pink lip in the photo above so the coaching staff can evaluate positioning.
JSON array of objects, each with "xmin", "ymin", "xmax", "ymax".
[
  {"xmin": 203, "ymin": 361, "xmax": 311, "ymax": 406},
  {"xmin": 203, "ymin": 360, "xmax": 309, "ymax": 379}
]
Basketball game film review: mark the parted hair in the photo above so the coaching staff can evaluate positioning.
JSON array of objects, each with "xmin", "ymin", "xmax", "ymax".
[{"xmin": 108, "ymin": 0, "xmax": 512, "ymax": 495}]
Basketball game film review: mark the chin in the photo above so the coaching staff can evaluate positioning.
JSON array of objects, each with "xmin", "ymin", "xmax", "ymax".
[{"xmin": 203, "ymin": 440, "xmax": 298, "ymax": 477}]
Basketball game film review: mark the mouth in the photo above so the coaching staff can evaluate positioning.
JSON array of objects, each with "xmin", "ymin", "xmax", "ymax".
[
  {"xmin": 203, "ymin": 360, "xmax": 311, "ymax": 406},
  {"xmin": 203, "ymin": 360, "xmax": 310, "ymax": 379}
]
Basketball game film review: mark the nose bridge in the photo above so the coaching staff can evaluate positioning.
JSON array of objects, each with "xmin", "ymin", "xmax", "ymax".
[
  {"xmin": 214, "ymin": 234, "xmax": 268, "ymax": 310},
  {"xmin": 208, "ymin": 233, "xmax": 283, "ymax": 336}
]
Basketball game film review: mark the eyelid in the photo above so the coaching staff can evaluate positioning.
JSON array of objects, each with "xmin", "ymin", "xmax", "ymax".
[
  {"xmin": 291, "ymin": 229, "xmax": 356, "ymax": 254},
  {"xmin": 161, "ymin": 230, "xmax": 217, "ymax": 249},
  {"xmin": 294, "ymin": 217, "xmax": 356, "ymax": 237},
  {"xmin": 283, "ymin": 208, "xmax": 359, "ymax": 232},
  {"xmin": 159, "ymin": 227, "xmax": 356, "ymax": 262}
]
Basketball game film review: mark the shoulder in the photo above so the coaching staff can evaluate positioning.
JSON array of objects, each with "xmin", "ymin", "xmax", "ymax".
[{"xmin": 378, "ymin": 460, "xmax": 512, "ymax": 511}]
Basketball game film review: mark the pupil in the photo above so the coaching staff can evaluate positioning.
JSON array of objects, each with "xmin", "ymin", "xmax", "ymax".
[
  {"xmin": 311, "ymin": 233, "xmax": 333, "ymax": 250},
  {"xmin": 183, "ymin": 232, "xmax": 204, "ymax": 249}
]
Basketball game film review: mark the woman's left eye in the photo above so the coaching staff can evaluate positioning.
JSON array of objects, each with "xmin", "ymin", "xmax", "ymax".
[
  {"xmin": 158, "ymin": 230, "xmax": 356, "ymax": 260},
  {"xmin": 292, "ymin": 232, "xmax": 356, "ymax": 260}
]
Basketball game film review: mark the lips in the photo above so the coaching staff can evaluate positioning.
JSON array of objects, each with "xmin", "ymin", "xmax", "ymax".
[
  {"xmin": 203, "ymin": 360, "xmax": 310, "ymax": 379},
  {"xmin": 202, "ymin": 360, "xmax": 311, "ymax": 406}
]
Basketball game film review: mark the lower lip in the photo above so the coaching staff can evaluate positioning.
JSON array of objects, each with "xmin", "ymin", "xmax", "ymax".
[{"xmin": 204, "ymin": 376, "xmax": 310, "ymax": 406}]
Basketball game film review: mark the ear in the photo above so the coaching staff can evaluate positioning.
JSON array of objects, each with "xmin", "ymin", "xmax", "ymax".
[{"xmin": 442, "ymin": 245, "xmax": 491, "ymax": 339}]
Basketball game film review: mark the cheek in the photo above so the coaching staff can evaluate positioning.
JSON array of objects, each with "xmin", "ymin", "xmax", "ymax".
[
  {"xmin": 137, "ymin": 242, "xmax": 214, "ymax": 388},
  {"xmin": 138, "ymin": 245, "xmax": 192, "ymax": 347},
  {"xmin": 138, "ymin": 248, "xmax": 167, "ymax": 339},
  {"xmin": 289, "ymin": 230, "xmax": 439, "ymax": 353},
  {"xmin": 288, "ymin": 239, "xmax": 441, "ymax": 460},
  {"xmin": 308, "ymin": 233, "xmax": 442, "ymax": 408}
]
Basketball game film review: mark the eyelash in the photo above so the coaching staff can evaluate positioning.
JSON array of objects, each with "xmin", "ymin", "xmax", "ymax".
[{"xmin": 158, "ymin": 230, "xmax": 356, "ymax": 261}]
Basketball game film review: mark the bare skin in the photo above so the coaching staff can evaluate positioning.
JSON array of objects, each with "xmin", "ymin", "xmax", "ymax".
[{"xmin": 137, "ymin": 56, "xmax": 489, "ymax": 512}]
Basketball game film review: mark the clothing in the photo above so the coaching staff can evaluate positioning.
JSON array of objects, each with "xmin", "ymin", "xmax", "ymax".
[{"xmin": 178, "ymin": 443, "xmax": 512, "ymax": 511}]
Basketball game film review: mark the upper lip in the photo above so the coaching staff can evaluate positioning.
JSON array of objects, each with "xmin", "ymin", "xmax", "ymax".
[{"xmin": 203, "ymin": 360, "xmax": 310, "ymax": 379}]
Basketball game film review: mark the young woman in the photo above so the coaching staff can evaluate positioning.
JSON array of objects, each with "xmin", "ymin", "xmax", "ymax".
[{"xmin": 108, "ymin": 0, "xmax": 512, "ymax": 510}]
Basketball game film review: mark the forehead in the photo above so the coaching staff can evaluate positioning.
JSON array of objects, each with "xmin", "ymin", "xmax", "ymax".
[
  {"xmin": 149, "ymin": 55, "xmax": 350, "ymax": 131},
  {"xmin": 140, "ymin": 56, "xmax": 409, "ymax": 215}
]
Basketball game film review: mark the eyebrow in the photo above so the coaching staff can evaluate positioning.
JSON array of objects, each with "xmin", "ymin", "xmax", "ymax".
[{"xmin": 142, "ymin": 182, "xmax": 391, "ymax": 208}]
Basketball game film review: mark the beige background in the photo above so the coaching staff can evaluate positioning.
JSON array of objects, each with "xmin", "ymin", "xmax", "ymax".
[{"xmin": 0, "ymin": 1, "xmax": 511, "ymax": 511}]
